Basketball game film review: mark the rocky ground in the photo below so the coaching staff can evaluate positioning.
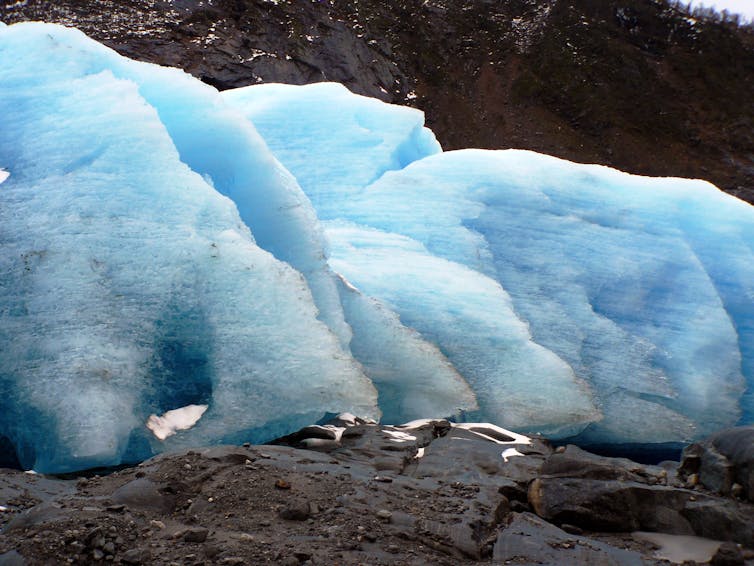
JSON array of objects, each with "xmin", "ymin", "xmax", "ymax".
[
  {"xmin": 2, "ymin": 0, "xmax": 753, "ymax": 202},
  {"xmin": 1, "ymin": 418, "xmax": 753, "ymax": 565}
]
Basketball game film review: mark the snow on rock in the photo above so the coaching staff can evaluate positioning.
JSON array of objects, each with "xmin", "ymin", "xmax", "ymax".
[{"xmin": 0, "ymin": 22, "xmax": 378, "ymax": 473}]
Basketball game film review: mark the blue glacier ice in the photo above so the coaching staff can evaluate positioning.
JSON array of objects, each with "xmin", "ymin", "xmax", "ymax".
[
  {"xmin": 0, "ymin": 22, "xmax": 379, "ymax": 473},
  {"xmin": 2, "ymin": 22, "xmax": 754, "ymax": 473},
  {"xmin": 226, "ymin": 85, "xmax": 754, "ymax": 445}
]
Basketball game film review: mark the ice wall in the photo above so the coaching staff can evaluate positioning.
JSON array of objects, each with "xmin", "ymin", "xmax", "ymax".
[
  {"xmin": 326, "ymin": 151, "xmax": 752, "ymax": 443},
  {"xmin": 2, "ymin": 22, "xmax": 753, "ymax": 473},
  {"xmin": 223, "ymin": 82, "xmax": 442, "ymax": 220},
  {"xmin": 0, "ymin": 23, "xmax": 378, "ymax": 473},
  {"xmin": 229, "ymin": 84, "xmax": 754, "ymax": 444}
]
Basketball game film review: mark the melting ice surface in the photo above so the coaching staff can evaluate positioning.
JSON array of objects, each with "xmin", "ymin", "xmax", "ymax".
[
  {"xmin": 224, "ymin": 83, "xmax": 754, "ymax": 446},
  {"xmin": 1, "ymin": 22, "xmax": 753, "ymax": 472}
]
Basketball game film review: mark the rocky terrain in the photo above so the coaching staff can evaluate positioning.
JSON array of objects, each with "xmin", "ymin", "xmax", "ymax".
[
  {"xmin": 1, "ymin": 418, "xmax": 753, "ymax": 565},
  {"xmin": 2, "ymin": 0, "xmax": 753, "ymax": 202}
]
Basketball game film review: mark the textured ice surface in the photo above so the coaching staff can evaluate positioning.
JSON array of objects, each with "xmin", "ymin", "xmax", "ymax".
[
  {"xmin": 3, "ymin": 24, "xmax": 754, "ymax": 473},
  {"xmin": 223, "ymin": 82, "xmax": 441, "ymax": 220},
  {"xmin": 325, "ymin": 151, "xmax": 752, "ymax": 443},
  {"xmin": 0, "ymin": 23, "xmax": 377, "ymax": 473},
  {"xmin": 229, "ymin": 83, "xmax": 754, "ymax": 444}
]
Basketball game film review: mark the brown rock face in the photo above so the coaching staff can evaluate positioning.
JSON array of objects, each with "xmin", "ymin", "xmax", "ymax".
[{"xmin": 1, "ymin": 0, "xmax": 753, "ymax": 202}]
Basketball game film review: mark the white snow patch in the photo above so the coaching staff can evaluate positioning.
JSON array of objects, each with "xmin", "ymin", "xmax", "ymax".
[
  {"xmin": 414, "ymin": 447, "xmax": 425, "ymax": 459},
  {"xmin": 383, "ymin": 429, "xmax": 417, "ymax": 443},
  {"xmin": 308, "ymin": 424, "xmax": 346, "ymax": 442},
  {"xmin": 0, "ymin": 506, "xmax": 8, "ymax": 512},
  {"xmin": 396, "ymin": 418, "xmax": 444, "ymax": 430},
  {"xmin": 452, "ymin": 423, "xmax": 532, "ymax": 446},
  {"xmin": 0, "ymin": 170, "xmax": 8, "ymax": 184},
  {"xmin": 336, "ymin": 412, "xmax": 359, "ymax": 425},
  {"xmin": 300, "ymin": 437, "xmax": 339, "ymax": 448},
  {"xmin": 501, "ymin": 448, "xmax": 525, "ymax": 463},
  {"xmin": 336, "ymin": 274, "xmax": 360, "ymax": 293},
  {"xmin": 633, "ymin": 532, "xmax": 722, "ymax": 564},
  {"xmin": 147, "ymin": 404, "xmax": 208, "ymax": 441}
]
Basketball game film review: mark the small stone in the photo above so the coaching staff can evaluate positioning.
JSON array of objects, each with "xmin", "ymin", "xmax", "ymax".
[
  {"xmin": 686, "ymin": 473, "xmax": 699, "ymax": 488},
  {"xmin": 561, "ymin": 524, "xmax": 584, "ymax": 535},
  {"xmin": 373, "ymin": 476, "xmax": 393, "ymax": 483},
  {"xmin": 555, "ymin": 446, "xmax": 566, "ymax": 454},
  {"xmin": 184, "ymin": 463, "xmax": 192, "ymax": 470},
  {"xmin": 731, "ymin": 483, "xmax": 744, "ymax": 498},
  {"xmin": 386, "ymin": 544, "xmax": 400, "ymax": 554},
  {"xmin": 183, "ymin": 527, "xmax": 209, "ymax": 543},
  {"xmin": 92, "ymin": 549, "xmax": 105, "ymax": 561},
  {"xmin": 376, "ymin": 509, "xmax": 392, "ymax": 522},
  {"xmin": 149, "ymin": 520, "xmax": 165, "ymax": 530},
  {"xmin": 275, "ymin": 479, "xmax": 292, "ymax": 490},
  {"xmin": 711, "ymin": 542, "xmax": 745, "ymax": 566},
  {"xmin": 280, "ymin": 500, "xmax": 311, "ymax": 521},
  {"xmin": 203, "ymin": 544, "xmax": 221, "ymax": 559},
  {"xmin": 242, "ymin": 442, "xmax": 251, "ymax": 448},
  {"xmin": 103, "ymin": 542, "xmax": 115, "ymax": 554},
  {"xmin": 106, "ymin": 504, "xmax": 125, "ymax": 512}
]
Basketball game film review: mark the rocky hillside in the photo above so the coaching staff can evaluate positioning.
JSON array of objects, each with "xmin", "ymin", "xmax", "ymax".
[{"xmin": 2, "ymin": 0, "xmax": 753, "ymax": 202}]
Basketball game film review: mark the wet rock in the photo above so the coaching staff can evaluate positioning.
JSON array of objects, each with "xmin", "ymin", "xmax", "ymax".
[
  {"xmin": 710, "ymin": 542, "xmax": 745, "ymax": 566},
  {"xmin": 531, "ymin": 445, "xmax": 754, "ymax": 546},
  {"xmin": 681, "ymin": 426, "xmax": 754, "ymax": 502},
  {"xmin": 111, "ymin": 478, "xmax": 174, "ymax": 513},
  {"xmin": 493, "ymin": 513, "xmax": 644, "ymax": 565},
  {"xmin": 0, "ymin": 550, "xmax": 26, "ymax": 566}
]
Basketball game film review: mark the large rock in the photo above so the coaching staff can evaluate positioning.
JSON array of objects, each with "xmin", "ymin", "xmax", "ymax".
[
  {"xmin": 680, "ymin": 426, "xmax": 754, "ymax": 502},
  {"xmin": 494, "ymin": 513, "xmax": 644, "ymax": 566},
  {"xmin": 529, "ymin": 445, "xmax": 754, "ymax": 546}
]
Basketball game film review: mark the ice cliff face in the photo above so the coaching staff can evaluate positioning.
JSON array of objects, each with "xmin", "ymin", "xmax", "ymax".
[
  {"xmin": 0, "ymin": 23, "xmax": 379, "ymax": 473},
  {"xmin": 1, "ymin": 22, "xmax": 753, "ymax": 472}
]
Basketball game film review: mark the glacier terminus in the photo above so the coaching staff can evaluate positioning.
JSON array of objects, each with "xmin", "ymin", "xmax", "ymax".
[{"xmin": 1, "ymin": 22, "xmax": 753, "ymax": 473}]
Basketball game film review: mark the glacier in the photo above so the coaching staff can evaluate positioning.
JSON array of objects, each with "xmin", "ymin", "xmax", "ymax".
[
  {"xmin": 1, "ymin": 22, "xmax": 753, "ymax": 472},
  {"xmin": 223, "ymin": 83, "xmax": 754, "ymax": 445}
]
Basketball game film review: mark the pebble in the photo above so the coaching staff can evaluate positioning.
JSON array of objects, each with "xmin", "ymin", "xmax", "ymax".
[
  {"xmin": 275, "ymin": 479, "xmax": 292, "ymax": 490},
  {"xmin": 280, "ymin": 500, "xmax": 311, "ymax": 521},
  {"xmin": 386, "ymin": 544, "xmax": 400, "ymax": 554},
  {"xmin": 150, "ymin": 520, "xmax": 166, "ymax": 530},
  {"xmin": 376, "ymin": 509, "xmax": 392, "ymax": 521},
  {"xmin": 183, "ymin": 527, "xmax": 209, "ymax": 543}
]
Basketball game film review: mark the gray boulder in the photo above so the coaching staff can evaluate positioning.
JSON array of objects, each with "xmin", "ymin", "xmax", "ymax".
[{"xmin": 680, "ymin": 426, "xmax": 754, "ymax": 502}]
